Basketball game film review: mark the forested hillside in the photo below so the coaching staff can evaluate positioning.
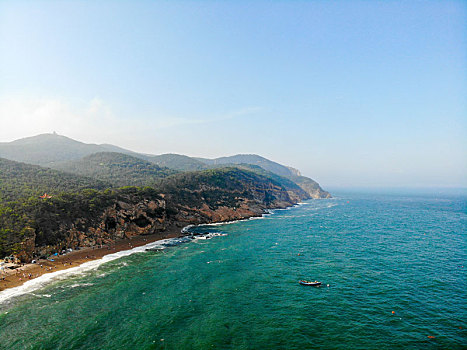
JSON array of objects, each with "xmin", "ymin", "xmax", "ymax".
[
  {"xmin": 0, "ymin": 133, "xmax": 331, "ymax": 261},
  {"xmin": 0, "ymin": 187, "xmax": 161, "ymax": 259},
  {"xmin": 0, "ymin": 157, "xmax": 108, "ymax": 203},
  {"xmin": 197, "ymin": 154, "xmax": 301, "ymax": 177},
  {"xmin": 200, "ymin": 163, "xmax": 309, "ymax": 200},
  {"xmin": 1, "ymin": 134, "xmax": 330, "ymax": 199},
  {"xmin": 158, "ymin": 167, "xmax": 306, "ymax": 210},
  {"xmin": 196, "ymin": 154, "xmax": 330, "ymax": 198},
  {"xmin": 143, "ymin": 153, "xmax": 208, "ymax": 171},
  {"xmin": 0, "ymin": 167, "xmax": 304, "ymax": 260},
  {"xmin": 52, "ymin": 152, "xmax": 177, "ymax": 187}
]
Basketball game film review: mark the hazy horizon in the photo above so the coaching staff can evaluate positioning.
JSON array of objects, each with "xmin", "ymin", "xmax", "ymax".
[{"xmin": 1, "ymin": 1, "xmax": 466, "ymax": 188}]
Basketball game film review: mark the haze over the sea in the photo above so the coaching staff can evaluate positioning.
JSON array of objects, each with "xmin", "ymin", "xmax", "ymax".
[{"xmin": 0, "ymin": 1, "xmax": 465, "ymax": 188}]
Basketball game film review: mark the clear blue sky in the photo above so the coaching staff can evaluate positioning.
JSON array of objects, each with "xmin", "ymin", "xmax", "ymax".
[{"xmin": 0, "ymin": 1, "xmax": 465, "ymax": 187}]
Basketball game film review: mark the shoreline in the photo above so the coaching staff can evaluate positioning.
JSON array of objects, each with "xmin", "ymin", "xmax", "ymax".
[
  {"xmin": 0, "ymin": 226, "xmax": 184, "ymax": 294},
  {"xmin": 0, "ymin": 200, "xmax": 311, "ymax": 299}
]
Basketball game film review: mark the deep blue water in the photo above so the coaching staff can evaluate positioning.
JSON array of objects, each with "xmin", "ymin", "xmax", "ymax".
[{"xmin": 0, "ymin": 190, "xmax": 465, "ymax": 349}]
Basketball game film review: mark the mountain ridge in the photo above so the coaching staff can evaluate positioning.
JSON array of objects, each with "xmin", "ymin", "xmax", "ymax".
[
  {"xmin": 0, "ymin": 133, "xmax": 135, "ymax": 167},
  {"xmin": 196, "ymin": 154, "xmax": 302, "ymax": 178},
  {"xmin": 0, "ymin": 133, "xmax": 330, "ymax": 198}
]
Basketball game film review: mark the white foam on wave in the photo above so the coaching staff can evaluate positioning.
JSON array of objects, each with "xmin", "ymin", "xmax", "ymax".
[
  {"xmin": 189, "ymin": 204, "xmax": 304, "ymax": 232},
  {"xmin": 181, "ymin": 224, "xmax": 195, "ymax": 233},
  {"xmin": 0, "ymin": 236, "xmax": 187, "ymax": 305},
  {"xmin": 0, "ymin": 203, "xmax": 314, "ymax": 305},
  {"xmin": 198, "ymin": 210, "xmax": 276, "ymax": 228},
  {"xmin": 68, "ymin": 282, "xmax": 94, "ymax": 289},
  {"xmin": 202, "ymin": 217, "xmax": 255, "ymax": 227},
  {"xmin": 32, "ymin": 293, "xmax": 52, "ymax": 298},
  {"xmin": 192, "ymin": 232, "xmax": 228, "ymax": 241}
]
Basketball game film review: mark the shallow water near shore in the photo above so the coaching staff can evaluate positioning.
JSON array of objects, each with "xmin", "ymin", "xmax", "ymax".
[{"xmin": 0, "ymin": 191, "xmax": 465, "ymax": 349}]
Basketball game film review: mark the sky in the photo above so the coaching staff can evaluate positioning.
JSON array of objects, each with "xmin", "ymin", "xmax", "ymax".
[{"xmin": 0, "ymin": 1, "xmax": 465, "ymax": 188}]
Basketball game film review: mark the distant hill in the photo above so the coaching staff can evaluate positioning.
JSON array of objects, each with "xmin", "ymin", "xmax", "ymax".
[
  {"xmin": 0, "ymin": 133, "xmax": 136, "ymax": 167},
  {"xmin": 203, "ymin": 163, "xmax": 309, "ymax": 199},
  {"xmin": 196, "ymin": 154, "xmax": 301, "ymax": 178},
  {"xmin": 0, "ymin": 157, "xmax": 108, "ymax": 203},
  {"xmin": 0, "ymin": 133, "xmax": 330, "ymax": 198},
  {"xmin": 196, "ymin": 154, "xmax": 330, "ymax": 198},
  {"xmin": 0, "ymin": 134, "xmax": 208, "ymax": 172},
  {"xmin": 158, "ymin": 167, "xmax": 307, "ymax": 210},
  {"xmin": 52, "ymin": 152, "xmax": 177, "ymax": 187},
  {"xmin": 291, "ymin": 175, "xmax": 330, "ymax": 199},
  {"xmin": 142, "ymin": 153, "xmax": 208, "ymax": 171}
]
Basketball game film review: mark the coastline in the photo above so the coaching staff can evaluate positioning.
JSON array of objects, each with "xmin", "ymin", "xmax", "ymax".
[
  {"xmin": 0, "ymin": 226, "xmax": 183, "ymax": 294},
  {"xmin": 0, "ymin": 200, "xmax": 309, "ymax": 300}
]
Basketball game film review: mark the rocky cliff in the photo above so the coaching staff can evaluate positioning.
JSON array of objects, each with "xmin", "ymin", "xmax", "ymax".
[
  {"xmin": 14, "ymin": 168, "xmax": 305, "ymax": 262},
  {"xmin": 292, "ymin": 176, "xmax": 331, "ymax": 199}
]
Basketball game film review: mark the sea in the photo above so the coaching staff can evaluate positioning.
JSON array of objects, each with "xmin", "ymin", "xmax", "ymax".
[{"xmin": 0, "ymin": 189, "xmax": 465, "ymax": 349}]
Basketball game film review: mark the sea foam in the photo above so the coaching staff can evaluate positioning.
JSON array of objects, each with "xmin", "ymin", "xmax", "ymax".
[
  {"xmin": 0, "ymin": 202, "xmax": 308, "ymax": 304},
  {"xmin": 0, "ymin": 236, "xmax": 189, "ymax": 305}
]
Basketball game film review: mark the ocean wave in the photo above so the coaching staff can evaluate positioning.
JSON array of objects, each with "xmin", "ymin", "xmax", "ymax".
[
  {"xmin": 201, "ymin": 216, "xmax": 262, "ymax": 227},
  {"xmin": 192, "ymin": 232, "xmax": 227, "ymax": 241},
  {"xmin": 0, "ymin": 204, "xmax": 302, "ymax": 304},
  {"xmin": 0, "ymin": 236, "xmax": 193, "ymax": 305},
  {"xmin": 181, "ymin": 225, "xmax": 195, "ymax": 234},
  {"xmin": 145, "ymin": 237, "xmax": 192, "ymax": 251},
  {"xmin": 68, "ymin": 282, "xmax": 94, "ymax": 289},
  {"xmin": 32, "ymin": 293, "xmax": 52, "ymax": 298}
]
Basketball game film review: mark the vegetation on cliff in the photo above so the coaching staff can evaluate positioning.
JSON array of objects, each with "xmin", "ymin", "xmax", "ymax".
[
  {"xmin": 158, "ymin": 167, "xmax": 302, "ymax": 210},
  {"xmin": 0, "ymin": 134, "xmax": 331, "ymax": 261},
  {"xmin": 0, "ymin": 187, "xmax": 162, "ymax": 259},
  {"xmin": 291, "ymin": 175, "xmax": 331, "ymax": 199},
  {"xmin": 0, "ymin": 162, "xmax": 305, "ymax": 260},
  {"xmin": 205, "ymin": 163, "xmax": 310, "ymax": 199},
  {"xmin": 196, "ymin": 155, "xmax": 331, "ymax": 198}
]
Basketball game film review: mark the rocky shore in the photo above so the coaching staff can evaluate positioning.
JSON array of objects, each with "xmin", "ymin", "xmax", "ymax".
[
  {"xmin": 0, "ymin": 165, "xmax": 330, "ymax": 294},
  {"xmin": 0, "ymin": 227, "xmax": 183, "ymax": 292},
  {"xmin": 0, "ymin": 197, "xmax": 295, "ymax": 293}
]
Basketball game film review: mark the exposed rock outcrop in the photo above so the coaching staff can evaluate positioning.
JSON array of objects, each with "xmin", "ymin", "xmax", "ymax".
[
  {"xmin": 65, "ymin": 198, "xmax": 168, "ymax": 249},
  {"xmin": 9, "ymin": 167, "xmax": 329, "ymax": 262},
  {"xmin": 292, "ymin": 176, "xmax": 331, "ymax": 199},
  {"xmin": 26, "ymin": 185, "xmax": 299, "ymax": 260}
]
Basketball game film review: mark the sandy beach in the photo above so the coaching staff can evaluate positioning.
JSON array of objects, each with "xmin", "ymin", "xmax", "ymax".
[{"xmin": 0, "ymin": 226, "xmax": 184, "ymax": 292}]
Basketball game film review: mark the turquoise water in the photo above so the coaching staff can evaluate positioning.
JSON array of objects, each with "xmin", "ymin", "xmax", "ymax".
[{"xmin": 0, "ymin": 191, "xmax": 466, "ymax": 349}]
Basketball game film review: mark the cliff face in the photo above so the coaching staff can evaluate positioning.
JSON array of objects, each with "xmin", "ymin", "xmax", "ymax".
[
  {"xmin": 292, "ymin": 176, "xmax": 331, "ymax": 199},
  {"xmin": 32, "ymin": 197, "xmax": 169, "ymax": 260},
  {"xmin": 29, "ymin": 198, "xmax": 291, "ymax": 261},
  {"xmin": 169, "ymin": 188, "xmax": 297, "ymax": 225},
  {"xmin": 23, "ymin": 171, "xmax": 303, "ymax": 261},
  {"xmin": 0, "ymin": 139, "xmax": 333, "ymax": 262},
  {"xmin": 66, "ymin": 198, "xmax": 168, "ymax": 247}
]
